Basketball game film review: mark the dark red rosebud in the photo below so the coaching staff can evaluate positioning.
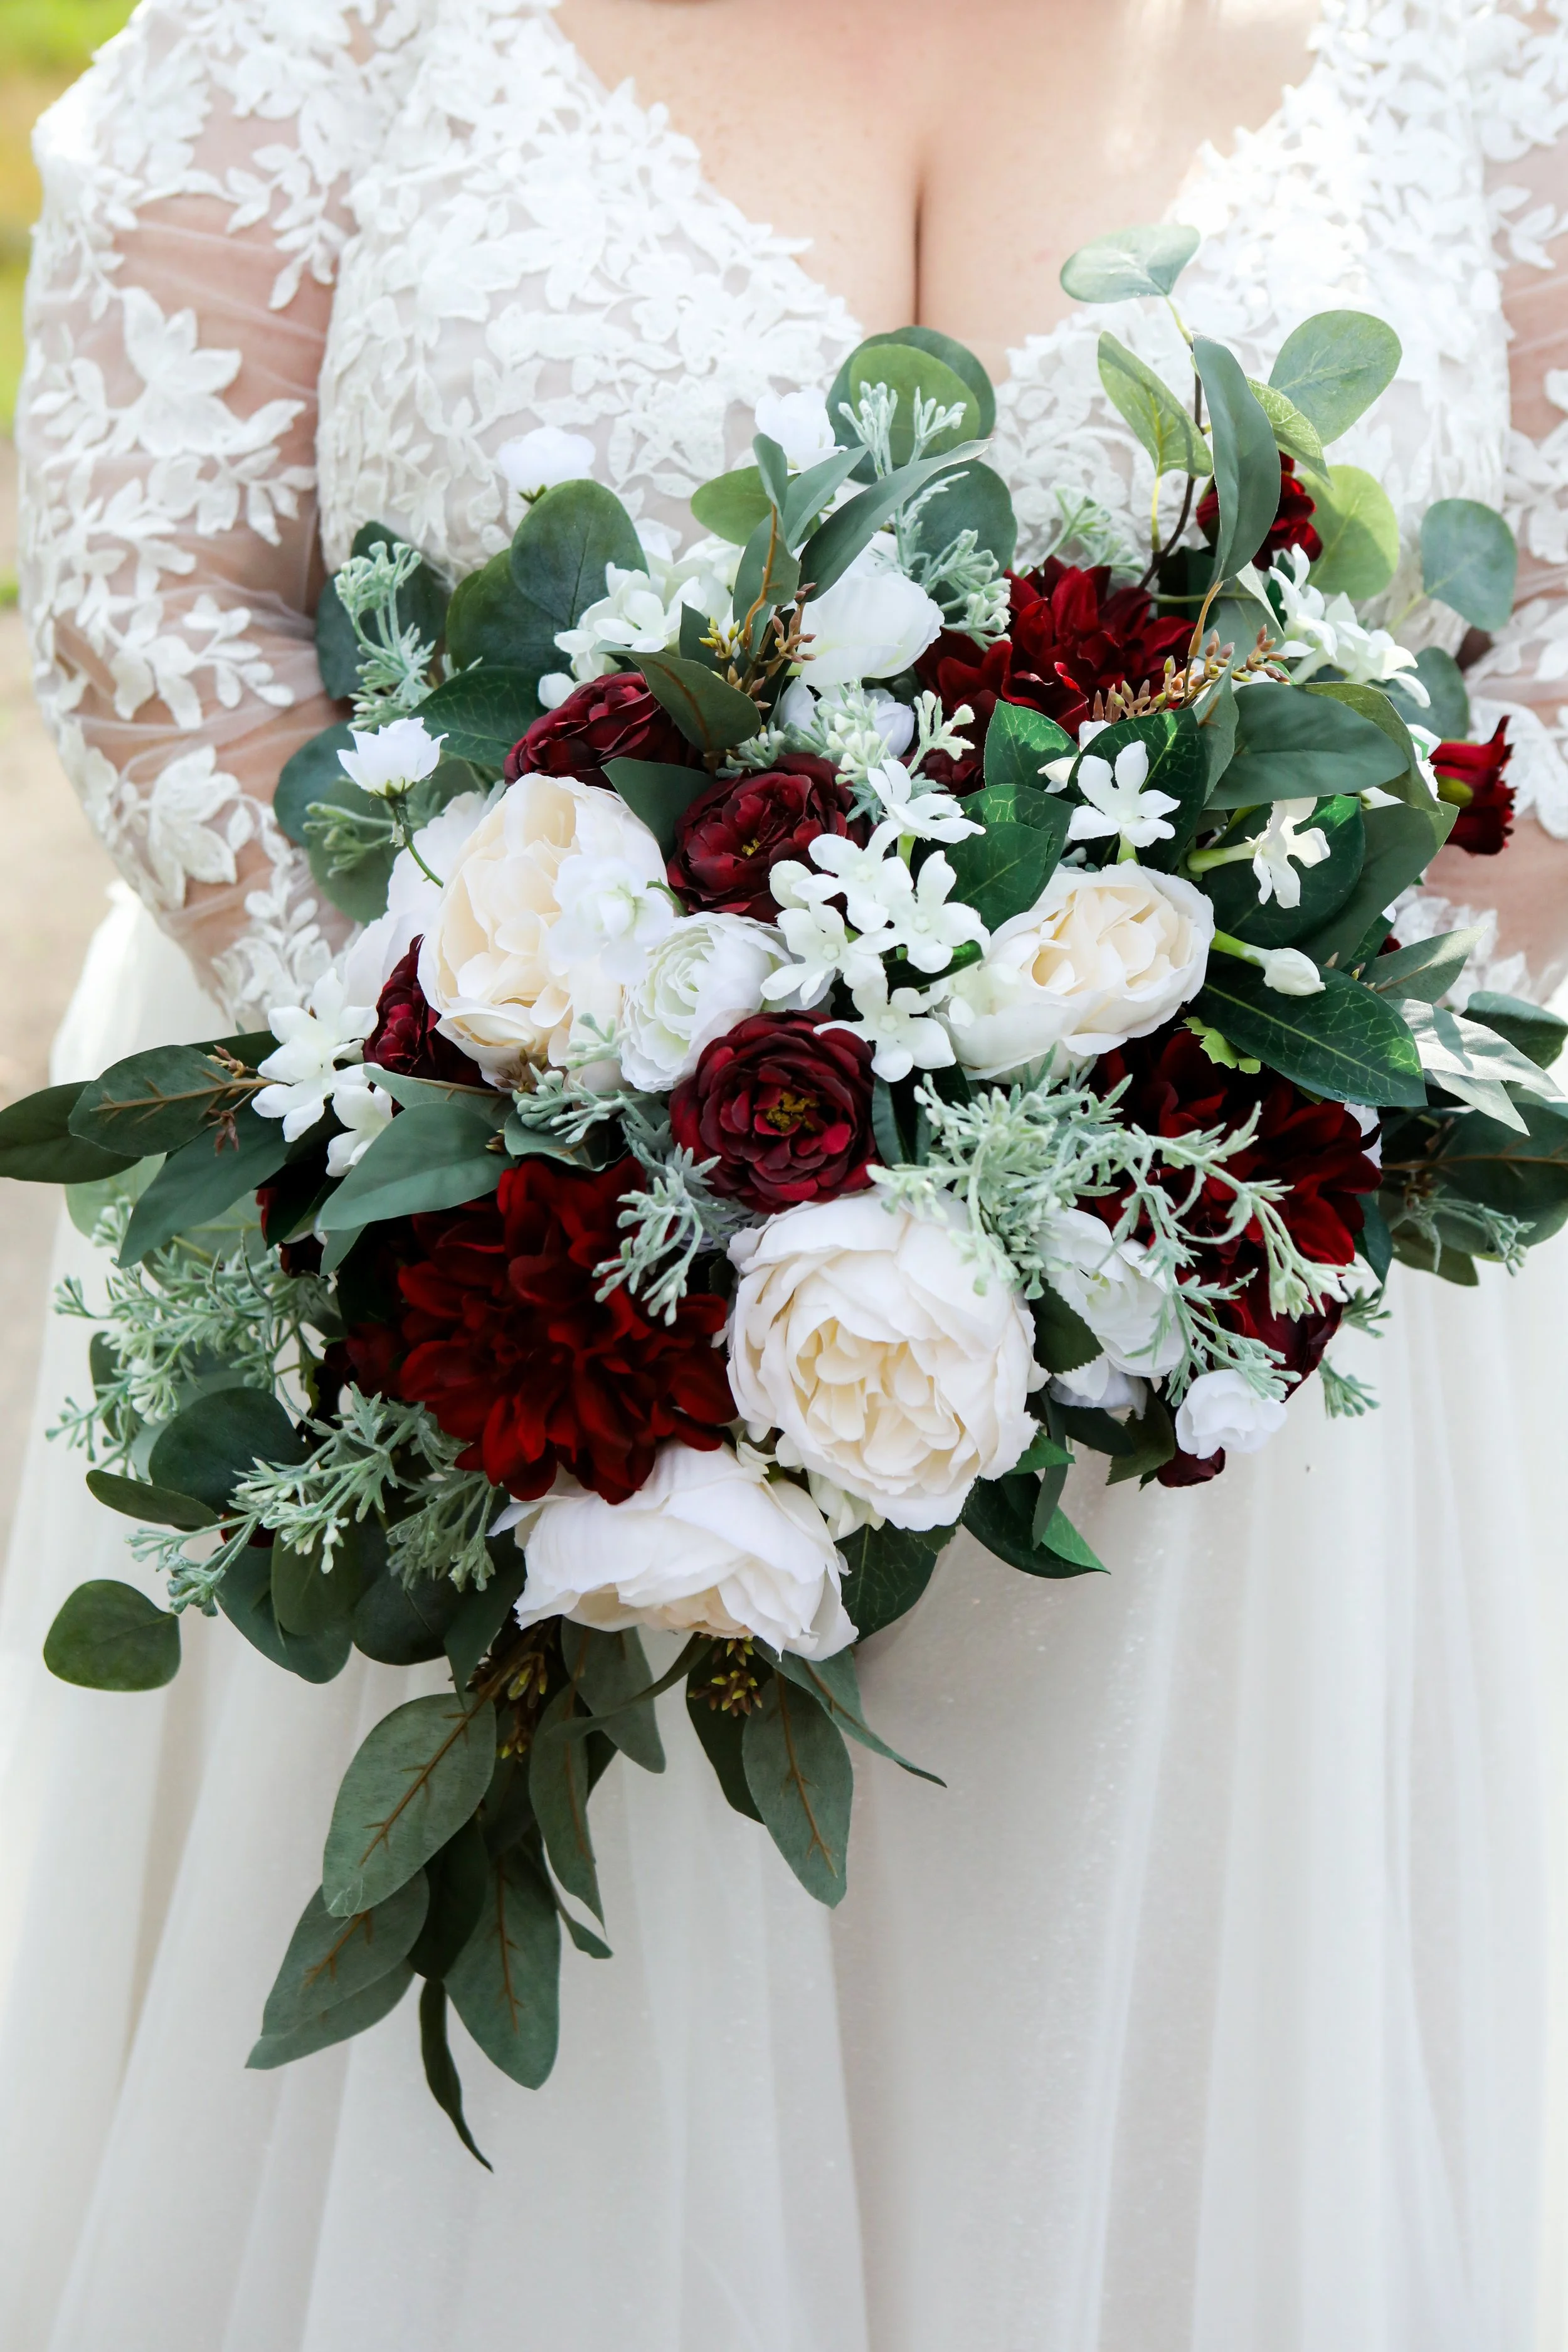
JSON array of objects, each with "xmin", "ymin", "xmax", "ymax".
[
  {"xmin": 670, "ymin": 1012, "xmax": 876, "ymax": 1212},
  {"xmin": 914, "ymin": 560, "xmax": 1189, "ymax": 787},
  {"xmin": 667, "ymin": 755, "xmax": 864, "ymax": 922},
  {"xmin": 366, "ymin": 940, "xmax": 485, "ymax": 1087},
  {"xmin": 1433, "ymin": 721, "xmax": 1515, "ymax": 856},
  {"xmin": 396, "ymin": 1156, "xmax": 734, "ymax": 1505},
  {"xmin": 1197, "ymin": 453, "xmax": 1322, "ymax": 565},
  {"xmin": 503, "ymin": 671, "xmax": 699, "ymax": 787},
  {"xmin": 1157, "ymin": 1444, "xmax": 1227, "ymax": 1488}
]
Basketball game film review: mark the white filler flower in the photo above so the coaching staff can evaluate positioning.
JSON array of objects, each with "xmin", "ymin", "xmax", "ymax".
[
  {"xmin": 337, "ymin": 715, "xmax": 446, "ymax": 800},
  {"xmin": 754, "ymin": 388, "xmax": 839, "ymax": 470},
  {"xmin": 255, "ymin": 971, "xmax": 377, "ymax": 1140},
  {"xmin": 1066, "ymin": 740, "xmax": 1180, "ymax": 850},
  {"xmin": 514, "ymin": 1443, "xmax": 856, "ymax": 1660},
  {"xmin": 497, "ymin": 425, "xmax": 596, "ymax": 496},
  {"xmin": 618, "ymin": 913, "xmax": 790, "ymax": 1091},
  {"xmin": 1175, "ymin": 1369, "xmax": 1288, "ymax": 1459},
  {"xmin": 1248, "ymin": 798, "xmax": 1331, "ymax": 909},
  {"xmin": 728, "ymin": 1194, "xmax": 1041, "ymax": 1531}
]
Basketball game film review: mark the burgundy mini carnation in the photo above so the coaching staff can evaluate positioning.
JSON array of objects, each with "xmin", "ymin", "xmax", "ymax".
[
  {"xmin": 396, "ymin": 1155, "xmax": 734, "ymax": 1506},
  {"xmin": 916, "ymin": 560, "xmax": 1190, "ymax": 788},
  {"xmin": 670, "ymin": 1012, "xmax": 876, "ymax": 1211},
  {"xmin": 1197, "ymin": 453, "xmax": 1322, "ymax": 566},
  {"xmin": 365, "ymin": 940, "xmax": 484, "ymax": 1086},
  {"xmin": 503, "ymin": 671, "xmax": 699, "ymax": 787},
  {"xmin": 1433, "ymin": 721, "xmax": 1515, "ymax": 855},
  {"xmin": 667, "ymin": 755, "xmax": 863, "ymax": 923}
]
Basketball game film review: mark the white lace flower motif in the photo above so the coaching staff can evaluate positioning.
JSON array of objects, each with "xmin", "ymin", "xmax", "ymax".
[
  {"xmin": 1066, "ymin": 741, "xmax": 1180, "ymax": 850},
  {"xmin": 338, "ymin": 716, "xmax": 446, "ymax": 800},
  {"xmin": 254, "ymin": 971, "xmax": 378, "ymax": 1142},
  {"xmin": 1248, "ymin": 798, "xmax": 1332, "ymax": 909}
]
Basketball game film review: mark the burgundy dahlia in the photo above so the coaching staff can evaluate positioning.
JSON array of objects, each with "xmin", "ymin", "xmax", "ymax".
[
  {"xmin": 1197, "ymin": 453, "xmax": 1322, "ymax": 566},
  {"xmin": 670, "ymin": 1012, "xmax": 876, "ymax": 1211},
  {"xmin": 915, "ymin": 560, "xmax": 1190, "ymax": 788},
  {"xmin": 504, "ymin": 671, "xmax": 699, "ymax": 787},
  {"xmin": 396, "ymin": 1156, "xmax": 734, "ymax": 1505},
  {"xmin": 1433, "ymin": 721, "xmax": 1515, "ymax": 856},
  {"xmin": 667, "ymin": 755, "xmax": 863, "ymax": 923},
  {"xmin": 365, "ymin": 941, "xmax": 484, "ymax": 1086}
]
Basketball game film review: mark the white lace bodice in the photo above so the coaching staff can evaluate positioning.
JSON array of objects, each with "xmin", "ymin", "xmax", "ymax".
[{"xmin": 17, "ymin": 0, "xmax": 1568, "ymax": 1017}]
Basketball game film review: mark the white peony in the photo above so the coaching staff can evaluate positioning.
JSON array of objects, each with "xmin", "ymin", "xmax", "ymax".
[
  {"xmin": 754, "ymin": 388, "xmax": 839, "ymax": 470},
  {"xmin": 797, "ymin": 538, "xmax": 945, "ymax": 690},
  {"xmin": 339, "ymin": 792, "xmax": 490, "ymax": 1007},
  {"xmin": 727, "ymin": 1194, "xmax": 1041, "ymax": 1531},
  {"xmin": 948, "ymin": 864, "xmax": 1214, "ymax": 1076},
  {"xmin": 497, "ymin": 425, "xmax": 596, "ymax": 496},
  {"xmin": 514, "ymin": 1443, "xmax": 856, "ymax": 1660},
  {"xmin": 1175, "ymin": 1370, "xmax": 1288, "ymax": 1459},
  {"xmin": 1039, "ymin": 1207, "xmax": 1185, "ymax": 1379},
  {"xmin": 618, "ymin": 913, "xmax": 790, "ymax": 1091},
  {"xmin": 417, "ymin": 775, "xmax": 665, "ymax": 1084}
]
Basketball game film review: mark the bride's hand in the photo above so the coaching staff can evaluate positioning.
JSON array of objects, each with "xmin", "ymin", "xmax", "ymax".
[{"xmin": 1426, "ymin": 817, "xmax": 1568, "ymax": 1006}]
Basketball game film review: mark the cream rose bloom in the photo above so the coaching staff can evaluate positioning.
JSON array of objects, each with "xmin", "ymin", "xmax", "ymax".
[
  {"xmin": 418, "ymin": 774, "xmax": 665, "ymax": 1083},
  {"xmin": 728, "ymin": 1194, "xmax": 1041, "ymax": 1532},
  {"xmin": 948, "ymin": 864, "xmax": 1214, "ymax": 1077},
  {"xmin": 513, "ymin": 1443, "xmax": 855, "ymax": 1659}
]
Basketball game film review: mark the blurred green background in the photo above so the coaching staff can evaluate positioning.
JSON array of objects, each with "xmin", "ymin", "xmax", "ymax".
[{"xmin": 1, "ymin": 1, "xmax": 137, "ymax": 426}]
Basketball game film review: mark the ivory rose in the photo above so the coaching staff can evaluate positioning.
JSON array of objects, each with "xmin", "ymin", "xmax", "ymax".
[
  {"xmin": 513, "ymin": 1443, "xmax": 856, "ymax": 1660},
  {"xmin": 1175, "ymin": 1369, "xmax": 1288, "ymax": 1460},
  {"xmin": 418, "ymin": 774, "xmax": 666, "ymax": 1083},
  {"xmin": 948, "ymin": 864, "xmax": 1213, "ymax": 1076},
  {"xmin": 727, "ymin": 1194, "xmax": 1041, "ymax": 1531}
]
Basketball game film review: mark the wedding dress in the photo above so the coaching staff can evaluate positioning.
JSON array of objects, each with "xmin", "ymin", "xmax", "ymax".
[{"xmin": 6, "ymin": 3, "xmax": 1568, "ymax": 2346}]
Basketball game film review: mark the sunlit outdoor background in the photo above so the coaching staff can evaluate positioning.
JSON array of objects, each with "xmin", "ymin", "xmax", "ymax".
[{"xmin": 1, "ymin": 2, "xmax": 137, "ymax": 1547}]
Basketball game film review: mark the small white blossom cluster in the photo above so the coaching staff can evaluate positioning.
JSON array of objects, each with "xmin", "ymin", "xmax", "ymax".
[{"xmin": 1251, "ymin": 548, "xmax": 1429, "ymax": 702}]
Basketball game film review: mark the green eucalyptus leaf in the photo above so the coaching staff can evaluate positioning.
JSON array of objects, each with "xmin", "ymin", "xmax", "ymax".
[
  {"xmin": 831, "ymin": 326, "xmax": 996, "ymax": 440},
  {"xmin": 299, "ymin": 769, "xmax": 399, "ymax": 923},
  {"xmin": 317, "ymin": 1102, "xmax": 501, "ymax": 1231},
  {"xmin": 1059, "ymin": 222, "xmax": 1200, "ymax": 303},
  {"xmin": 690, "ymin": 464, "xmax": 774, "ymax": 545},
  {"xmin": 246, "ymin": 1962, "xmax": 413, "ymax": 2070},
  {"xmin": 771, "ymin": 1648, "xmax": 943, "ymax": 1786},
  {"xmin": 836, "ymin": 1522, "xmax": 943, "ymax": 1641},
  {"xmin": 260, "ymin": 1876, "xmax": 430, "ymax": 2036},
  {"xmin": 687, "ymin": 1673, "xmax": 765, "ymax": 1820},
  {"xmin": 529, "ymin": 1688, "xmax": 605, "ymax": 1921},
  {"xmin": 1194, "ymin": 338, "xmax": 1281, "ymax": 585},
  {"xmin": 637, "ymin": 650, "xmax": 763, "ymax": 755},
  {"xmin": 602, "ymin": 756, "xmax": 712, "ymax": 854},
  {"xmin": 119, "ymin": 1104, "xmax": 291, "ymax": 1268},
  {"xmin": 148, "ymin": 1385, "xmax": 304, "ymax": 1513},
  {"xmin": 780, "ymin": 447, "xmax": 866, "ymax": 546},
  {"xmin": 352, "ymin": 1558, "xmax": 466, "ymax": 1666},
  {"xmin": 446, "ymin": 1845, "xmax": 561, "ymax": 2088},
  {"xmin": 1268, "ymin": 310, "xmax": 1402, "ymax": 442},
  {"xmin": 566, "ymin": 1624, "xmax": 666, "ymax": 1774},
  {"xmin": 742, "ymin": 1677, "xmax": 853, "ymax": 1907},
  {"xmin": 0, "ymin": 1081, "xmax": 140, "ymax": 1185},
  {"xmin": 1308, "ymin": 465, "xmax": 1401, "ymax": 600},
  {"xmin": 445, "ymin": 1554, "xmax": 531, "ymax": 1694},
  {"xmin": 845, "ymin": 342, "xmax": 983, "ymax": 470},
  {"xmin": 1207, "ymin": 680, "xmax": 1409, "ymax": 807},
  {"xmin": 414, "ymin": 665, "xmax": 542, "ymax": 768},
  {"xmin": 1098, "ymin": 332, "xmax": 1211, "ymax": 479},
  {"xmin": 1298, "ymin": 798, "xmax": 1455, "ymax": 970},
  {"xmin": 1368, "ymin": 926, "xmax": 1486, "ymax": 1004},
  {"xmin": 84, "ymin": 1469, "xmax": 218, "ymax": 1532},
  {"xmin": 418, "ymin": 1978, "xmax": 492, "ymax": 2169},
  {"xmin": 507, "ymin": 479, "xmax": 645, "ymax": 680},
  {"xmin": 322, "ymin": 1693, "xmax": 499, "ymax": 1917},
  {"xmin": 1246, "ymin": 378, "xmax": 1327, "ymax": 477},
  {"xmin": 1466, "ymin": 990, "xmax": 1568, "ymax": 1071},
  {"xmin": 733, "ymin": 512, "xmax": 802, "ymax": 641},
  {"xmin": 410, "ymin": 1818, "xmax": 492, "ymax": 1979},
  {"xmin": 1421, "ymin": 499, "xmax": 1518, "ymax": 631},
  {"xmin": 1303, "ymin": 679, "xmax": 1426, "ymax": 805},
  {"xmin": 217, "ymin": 1549, "xmax": 353, "ymax": 1683},
  {"xmin": 1428, "ymin": 1094, "xmax": 1568, "ymax": 1241},
  {"xmin": 797, "ymin": 443, "xmax": 985, "ymax": 597},
  {"xmin": 275, "ymin": 723, "xmax": 358, "ymax": 847},
  {"xmin": 70, "ymin": 1044, "xmax": 258, "ymax": 1158},
  {"xmin": 43, "ymin": 1579, "xmax": 181, "ymax": 1692},
  {"xmin": 445, "ymin": 549, "xmax": 535, "ymax": 675},
  {"xmin": 906, "ymin": 457, "xmax": 1018, "ymax": 573},
  {"xmin": 1194, "ymin": 961, "xmax": 1426, "ymax": 1106},
  {"xmin": 1384, "ymin": 645, "xmax": 1470, "ymax": 740},
  {"xmin": 271, "ymin": 1534, "xmax": 368, "ymax": 1638}
]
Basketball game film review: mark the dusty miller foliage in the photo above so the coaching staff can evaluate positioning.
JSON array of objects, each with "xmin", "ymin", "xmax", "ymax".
[
  {"xmin": 334, "ymin": 539, "xmax": 438, "ymax": 721},
  {"xmin": 875, "ymin": 1073, "xmax": 1350, "ymax": 1400}
]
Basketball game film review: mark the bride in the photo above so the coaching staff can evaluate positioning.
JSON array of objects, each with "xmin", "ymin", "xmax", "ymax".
[{"xmin": 5, "ymin": 0, "xmax": 1568, "ymax": 2344}]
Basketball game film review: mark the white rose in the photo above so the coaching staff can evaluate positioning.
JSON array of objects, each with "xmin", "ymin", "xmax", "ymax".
[
  {"xmin": 1175, "ymin": 1369, "xmax": 1288, "ymax": 1459},
  {"xmin": 618, "ymin": 913, "xmax": 790, "ymax": 1091},
  {"xmin": 755, "ymin": 388, "xmax": 839, "ymax": 470},
  {"xmin": 339, "ymin": 792, "xmax": 489, "ymax": 1007},
  {"xmin": 1039, "ymin": 1207, "xmax": 1185, "ymax": 1379},
  {"xmin": 418, "ymin": 775, "xmax": 664, "ymax": 1084},
  {"xmin": 950, "ymin": 864, "xmax": 1214, "ymax": 1076},
  {"xmin": 797, "ymin": 539, "xmax": 944, "ymax": 690},
  {"xmin": 337, "ymin": 715, "xmax": 445, "ymax": 800},
  {"xmin": 514, "ymin": 1443, "xmax": 856, "ymax": 1660},
  {"xmin": 727, "ymin": 1194, "xmax": 1041, "ymax": 1532},
  {"xmin": 497, "ymin": 425, "xmax": 596, "ymax": 495},
  {"xmin": 1049, "ymin": 1359, "xmax": 1147, "ymax": 1414}
]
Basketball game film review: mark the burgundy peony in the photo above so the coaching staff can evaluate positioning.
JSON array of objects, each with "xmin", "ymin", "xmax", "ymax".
[
  {"xmin": 1197, "ymin": 452, "xmax": 1322, "ymax": 566},
  {"xmin": 670, "ymin": 1012, "xmax": 876, "ymax": 1210},
  {"xmin": 503, "ymin": 671, "xmax": 699, "ymax": 787},
  {"xmin": 1433, "ymin": 721, "xmax": 1515, "ymax": 855},
  {"xmin": 667, "ymin": 755, "xmax": 863, "ymax": 923},
  {"xmin": 916, "ymin": 559, "xmax": 1191, "ymax": 788},
  {"xmin": 366, "ymin": 940, "xmax": 485, "ymax": 1086},
  {"xmin": 397, "ymin": 1155, "xmax": 734, "ymax": 1505}
]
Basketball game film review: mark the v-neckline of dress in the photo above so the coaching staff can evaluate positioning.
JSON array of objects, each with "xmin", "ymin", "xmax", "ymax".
[{"xmin": 531, "ymin": 0, "xmax": 1340, "ymax": 396}]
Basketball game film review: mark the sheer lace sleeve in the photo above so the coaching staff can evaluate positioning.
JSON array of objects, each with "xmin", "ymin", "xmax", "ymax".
[
  {"xmin": 1422, "ymin": 4, "xmax": 1568, "ymax": 1002},
  {"xmin": 16, "ymin": 0, "xmax": 428, "ymax": 1021}
]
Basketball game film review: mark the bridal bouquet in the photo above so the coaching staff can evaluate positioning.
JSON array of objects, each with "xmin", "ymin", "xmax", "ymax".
[{"xmin": 6, "ymin": 223, "xmax": 1565, "ymax": 2158}]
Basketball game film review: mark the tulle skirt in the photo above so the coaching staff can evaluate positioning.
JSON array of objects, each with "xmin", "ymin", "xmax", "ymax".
[{"xmin": 0, "ymin": 893, "xmax": 1560, "ymax": 2352}]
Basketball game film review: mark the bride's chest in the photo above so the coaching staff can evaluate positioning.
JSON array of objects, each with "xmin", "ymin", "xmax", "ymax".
[{"xmin": 315, "ymin": 0, "xmax": 1510, "ymax": 581}]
